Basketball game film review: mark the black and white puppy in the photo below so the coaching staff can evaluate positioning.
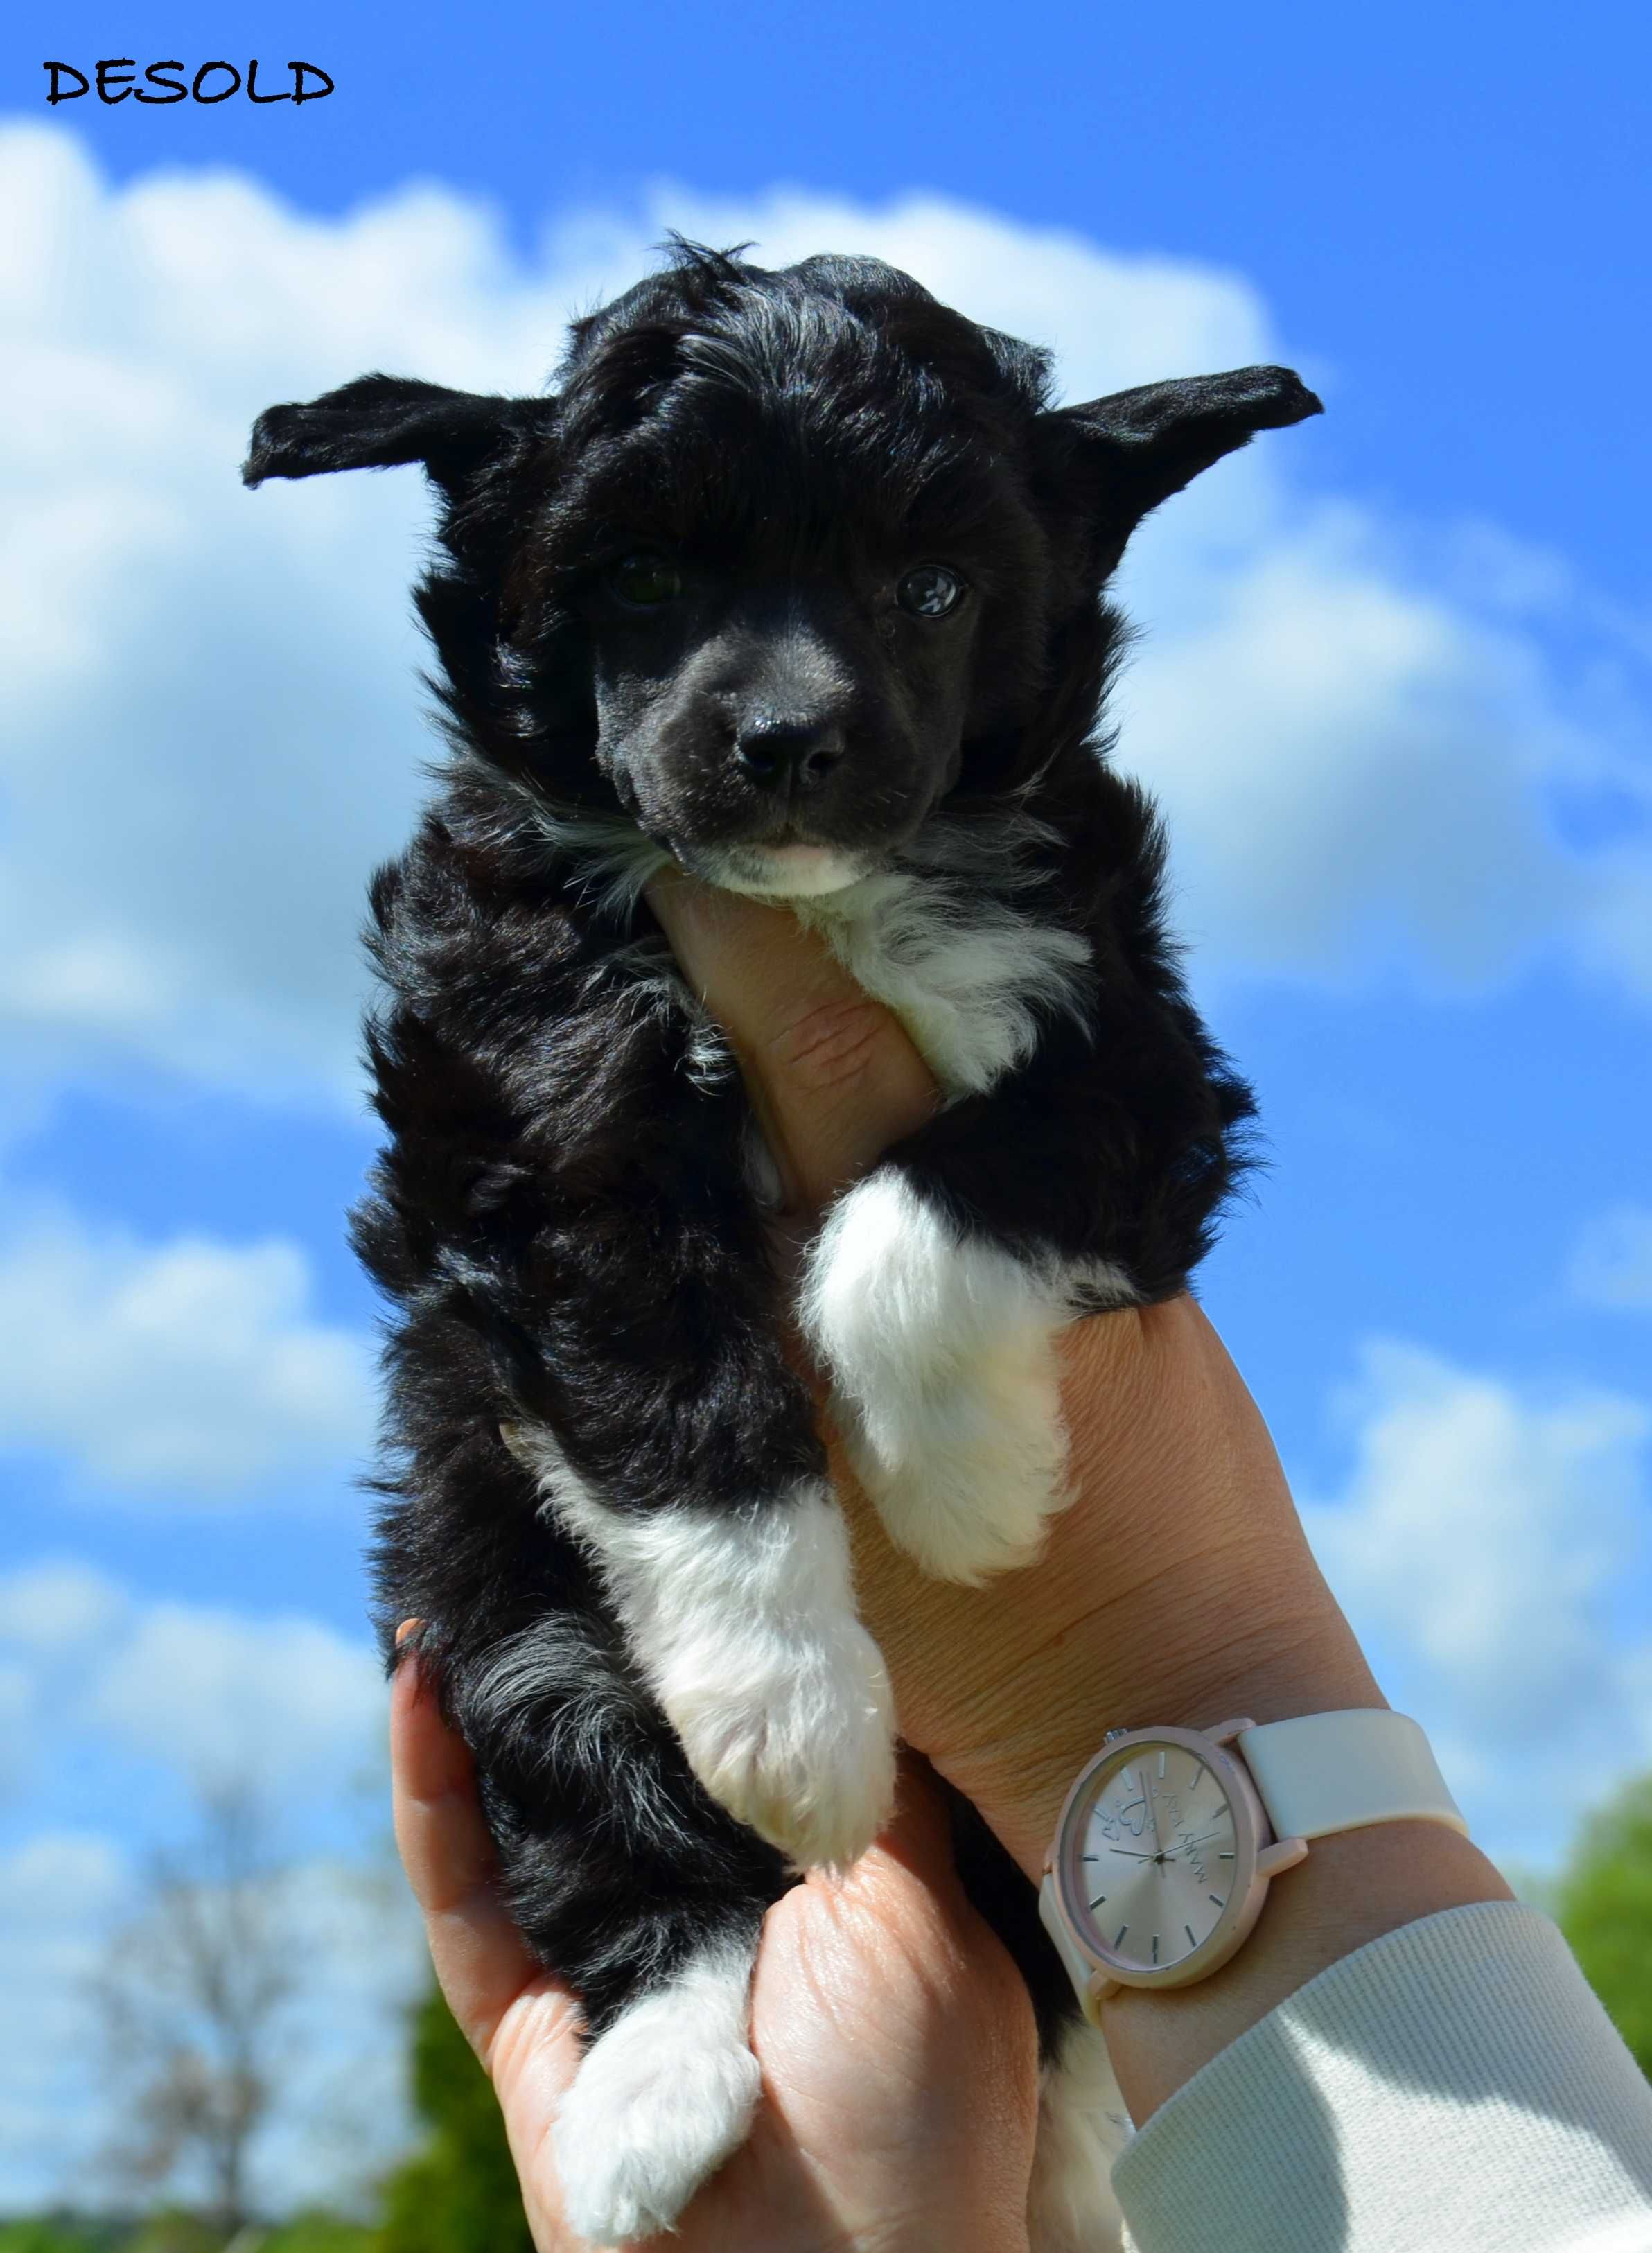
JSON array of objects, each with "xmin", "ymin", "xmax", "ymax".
[{"xmin": 245, "ymin": 242, "xmax": 1319, "ymax": 2251}]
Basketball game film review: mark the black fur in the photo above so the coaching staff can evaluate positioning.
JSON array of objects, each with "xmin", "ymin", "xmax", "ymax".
[{"xmin": 245, "ymin": 243, "xmax": 1318, "ymax": 2057}]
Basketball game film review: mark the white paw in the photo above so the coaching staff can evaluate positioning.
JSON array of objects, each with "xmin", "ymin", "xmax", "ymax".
[
  {"xmin": 554, "ymin": 1946, "xmax": 761, "ymax": 2247},
  {"xmin": 838, "ymin": 1359, "xmax": 1069, "ymax": 1585},
  {"xmin": 802, "ymin": 1170, "xmax": 1124, "ymax": 1585},
  {"xmin": 662, "ymin": 1597, "xmax": 895, "ymax": 1870},
  {"xmin": 509, "ymin": 1434, "xmax": 896, "ymax": 1872}
]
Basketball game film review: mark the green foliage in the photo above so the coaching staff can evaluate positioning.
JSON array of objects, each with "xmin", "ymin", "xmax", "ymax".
[
  {"xmin": 0, "ymin": 2216, "xmax": 376, "ymax": 2253},
  {"xmin": 264, "ymin": 2218, "xmax": 377, "ymax": 2252},
  {"xmin": 374, "ymin": 1990, "xmax": 531, "ymax": 2253},
  {"xmin": 125, "ymin": 2217, "xmax": 221, "ymax": 2253},
  {"xmin": 0, "ymin": 2224, "xmax": 119, "ymax": 2253},
  {"xmin": 1556, "ymin": 1771, "xmax": 1652, "ymax": 2081}
]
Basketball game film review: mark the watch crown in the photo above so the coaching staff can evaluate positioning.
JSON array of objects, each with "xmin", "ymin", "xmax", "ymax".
[{"xmin": 1102, "ymin": 1728, "xmax": 1130, "ymax": 1744}]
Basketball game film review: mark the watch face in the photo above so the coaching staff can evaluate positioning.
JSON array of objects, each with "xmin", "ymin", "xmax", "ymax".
[{"xmin": 1073, "ymin": 1739, "xmax": 1244, "ymax": 1976}]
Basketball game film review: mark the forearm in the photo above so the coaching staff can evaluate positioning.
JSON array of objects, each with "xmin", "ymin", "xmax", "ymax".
[
  {"xmin": 1101, "ymin": 1822, "xmax": 1512, "ymax": 2123},
  {"xmin": 832, "ymin": 1296, "xmax": 1512, "ymax": 2126},
  {"xmin": 1064, "ymin": 1321, "xmax": 1511, "ymax": 2119}
]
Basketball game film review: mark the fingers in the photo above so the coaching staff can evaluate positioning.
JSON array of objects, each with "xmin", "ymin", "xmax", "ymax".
[
  {"xmin": 757, "ymin": 1751, "xmax": 1041, "ymax": 2219},
  {"xmin": 647, "ymin": 868, "xmax": 940, "ymax": 1214},
  {"xmin": 389, "ymin": 1632, "xmax": 577, "ymax": 2070},
  {"xmin": 389, "ymin": 1629, "xmax": 495, "ymax": 1920},
  {"xmin": 798, "ymin": 1752, "xmax": 1005, "ymax": 1997}
]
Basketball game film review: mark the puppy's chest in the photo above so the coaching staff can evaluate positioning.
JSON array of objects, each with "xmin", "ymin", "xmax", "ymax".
[{"xmin": 778, "ymin": 872, "xmax": 1091, "ymax": 1101}]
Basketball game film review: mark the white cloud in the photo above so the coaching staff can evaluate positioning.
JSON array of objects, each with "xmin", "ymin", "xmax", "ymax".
[
  {"xmin": 0, "ymin": 1566, "xmax": 422, "ymax": 2211},
  {"xmin": 0, "ymin": 1826, "xmax": 129, "ymax": 1922},
  {"xmin": 0, "ymin": 1829, "xmax": 131, "ymax": 2198},
  {"xmin": 1116, "ymin": 511, "xmax": 1594, "ymax": 987},
  {"xmin": 0, "ymin": 1825, "xmax": 422, "ymax": 2214},
  {"xmin": 80, "ymin": 1601, "xmax": 387, "ymax": 1798},
  {"xmin": 1570, "ymin": 1206, "xmax": 1652, "ymax": 1313},
  {"xmin": 0, "ymin": 1663, "xmax": 33, "ymax": 1789},
  {"xmin": 0, "ymin": 1200, "xmax": 374, "ymax": 1500},
  {"xmin": 0, "ymin": 1557, "xmax": 127, "ymax": 1649},
  {"xmin": 1, "ymin": 125, "xmax": 1645, "ymax": 1113},
  {"xmin": 1583, "ymin": 848, "xmax": 1652, "ymax": 1000},
  {"xmin": 251, "ymin": 1853, "xmax": 428, "ymax": 2213},
  {"xmin": 1300, "ymin": 1340, "xmax": 1652, "ymax": 1868},
  {"xmin": 0, "ymin": 1562, "xmax": 123, "ymax": 1786},
  {"xmin": 0, "ymin": 1560, "xmax": 385, "ymax": 1799}
]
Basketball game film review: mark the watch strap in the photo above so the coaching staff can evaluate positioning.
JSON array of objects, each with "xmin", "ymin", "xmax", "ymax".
[
  {"xmin": 1236, "ymin": 1709, "xmax": 1468, "ymax": 1841},
  {"xmin": 1038, "ymin": 1875, "xmax": 1109, "ymax": 2024}
]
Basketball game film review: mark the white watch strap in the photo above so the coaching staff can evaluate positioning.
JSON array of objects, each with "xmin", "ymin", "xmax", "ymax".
[
  {"xmin": 1236, "ymin": 1709, "xmax": 1468, "ymax": 1841},
  {"xmin": 1037, "ymin": 1874, "xmax": 1100, "ymax": 2018},
  {"xmin": 1039, "ymin": 1873, "xmax": 1106, "ymax": 2018}
]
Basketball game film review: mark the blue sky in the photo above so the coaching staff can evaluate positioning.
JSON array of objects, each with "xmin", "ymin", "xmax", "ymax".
[{"xmin": 1, "ymin": 1, "xmax": 1649, "ymax": 2213}]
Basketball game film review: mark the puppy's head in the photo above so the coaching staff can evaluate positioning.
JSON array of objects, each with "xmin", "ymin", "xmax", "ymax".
[{"xmin": 245, "ymin": 244, "xmax": 1320, "ymax": 897}]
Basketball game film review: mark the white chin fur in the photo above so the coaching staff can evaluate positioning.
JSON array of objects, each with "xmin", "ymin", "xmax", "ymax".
[
  {"xmin": 701, "ymin": 843, "xmax": 868, "ymax": 898},
  {"xmin": 501, "ymin": 1430, "xmax": 895, "ymax": 1870},
  {"xmin": 800, "ymin": 1168, "xmax": 1135, "ymax": 1585},
  {"xmin": 553, "ymin": 1939, "xmax": 762, "ymax": 2247}
]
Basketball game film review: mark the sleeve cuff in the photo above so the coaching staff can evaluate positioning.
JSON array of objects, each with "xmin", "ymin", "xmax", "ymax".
[{"xmin": 1111, "ymin": 1900, "xmax": 1652, "ymax": 2253}]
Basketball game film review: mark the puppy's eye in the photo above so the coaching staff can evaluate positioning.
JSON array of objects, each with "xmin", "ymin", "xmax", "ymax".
[
  {"xmin": 896, "ymin": 565, "xmax": 966, "ymax": 618},
  {"xmin": 608, "ymin": 556, "xmax": 683, "ymax": 608}
]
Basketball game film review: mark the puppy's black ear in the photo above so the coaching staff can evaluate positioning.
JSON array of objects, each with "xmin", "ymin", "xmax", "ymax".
[
  {"xmin": 242, "ymin": 374, "xmax": 553, "ymax": 499},
  {"xmin": 1037, "ymin": 365, "xmax": 1321, "ymax": 571}
]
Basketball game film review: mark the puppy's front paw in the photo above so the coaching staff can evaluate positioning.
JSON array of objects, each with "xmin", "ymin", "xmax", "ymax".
[
  {"xmin": 839, "ymin": 1365, "xmax": 1067, "ymax": 1586},
  {"xmin": 554, "ymin": 1943, "xmax": 761, "ymax": 2247},
  {"xmin": 802, "ymin": 1168, "xmax": 1123, "ymax": 1586},
  {"xmin": 517, "ymin": 1442, "xmax": 899, "ymax": 1873},
  {"xmin": 662, "ymin": 1606, "xmax": 895, "ymax": 1870}
]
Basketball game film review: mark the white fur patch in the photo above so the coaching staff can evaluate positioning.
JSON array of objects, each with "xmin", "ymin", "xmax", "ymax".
[
  {"xmin": 504, "ymin": 793, "xmax": 1091, "ymax": 1101},
  {"xmin": 793, "ymin": 836, "xmax": 1093, "ymax": 1099},
  {"xmin": 1028, "ymin": 2018, "xmax": 1134, "ymax": 2253},
  {"xmin": 800, "ymin": 1169, "xmax": 1134, "ymax": 1584},
  {"xmin": 553, "ymin": 1938, "xmax": 762, "ymax": 2247},
  {"xmin": 701, "ymin": 841, "xmax": 870, "ymax": 898},
  {"xmin": 498, "ymin": 781, "xmax": 674, "ymax": 920},
  {"xmin": 503, "ymin": 1429, "xmax": 895, "ymax": 1870}
]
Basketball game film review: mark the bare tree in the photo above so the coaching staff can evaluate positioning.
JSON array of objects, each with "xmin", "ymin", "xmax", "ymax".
[{"xmin": 89, "ymin": 1784, "xmax": 299, "ymax": 2237}]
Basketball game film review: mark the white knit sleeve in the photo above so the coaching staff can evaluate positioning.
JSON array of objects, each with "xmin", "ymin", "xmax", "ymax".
[{"xmin": 1110, "ymin": 1901, "xmax": 1652, "ymax": 2253}]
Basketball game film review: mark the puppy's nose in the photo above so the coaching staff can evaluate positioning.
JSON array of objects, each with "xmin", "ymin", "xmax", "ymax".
[{"xmin": 732, "ymin": 716, "xmax": 845, "ymax": 791}]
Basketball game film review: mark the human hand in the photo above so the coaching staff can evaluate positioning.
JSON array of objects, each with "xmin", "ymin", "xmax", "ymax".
[{"xmin": 390, "ymin": 1639, "xmax": 1040, "ymax": 2253}]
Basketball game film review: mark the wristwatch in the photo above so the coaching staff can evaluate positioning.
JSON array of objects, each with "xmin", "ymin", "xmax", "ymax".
[{"xmin": 1039, "ymin": 1709, "xmax": 1468, "ymax": 2022}]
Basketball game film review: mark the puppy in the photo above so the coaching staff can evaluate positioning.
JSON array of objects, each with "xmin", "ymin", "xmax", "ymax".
[{"xmin": 245, "ymin": 241, "xmax": 1319, "ymax": 2250}]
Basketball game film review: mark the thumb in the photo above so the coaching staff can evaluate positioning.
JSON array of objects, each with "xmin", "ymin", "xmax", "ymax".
[{"xmin": 647, "ymin": 868, "xmax": 940, "ymax": 1215}]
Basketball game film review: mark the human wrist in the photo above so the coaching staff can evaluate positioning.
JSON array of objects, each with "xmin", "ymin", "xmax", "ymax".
[
  {"xmin": 996, "ymin": 1576, "xmax": 1513, "ymax": 2126},
  {"xmin": 1100, "ymin": 1818, "xmax": 1512, "ymax": 2121},
  {"xmin": 949, "ymin": 1562, "xmax": 1382, "ymax": 1889},
  {"xmin": 915, "ymin": 1300, "xmax": 1382, "ymax": 1884},
  {"xmin": 987, "ymin": 1302, "xmax": 1513, "ymax": 2119},
  {"xmin": 860, "ymin": 2218, "xmax": 1030, "ymax": 2253},
  {"xmin": 799, "ymin": 2128, "xmax": 1034, "ymax": 2253}
]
